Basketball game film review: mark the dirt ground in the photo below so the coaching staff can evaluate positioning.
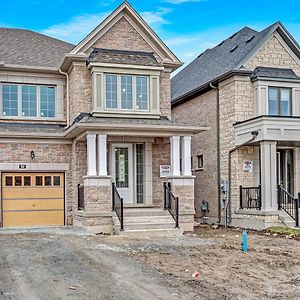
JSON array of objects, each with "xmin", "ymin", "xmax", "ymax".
[{"xmin": 0, "ymin": 226, "xmax": 299, "ymax": 299}]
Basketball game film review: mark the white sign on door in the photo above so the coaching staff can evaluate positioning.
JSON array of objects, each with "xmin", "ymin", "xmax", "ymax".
[{"xmin": 160, "ymin": 165, "xmax": 171, "ymax": 177}]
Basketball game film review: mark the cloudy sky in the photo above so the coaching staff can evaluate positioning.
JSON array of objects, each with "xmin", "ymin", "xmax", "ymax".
[{"xmin": 1, "ymin": 0, "xmax": 300, "ymax": 70}]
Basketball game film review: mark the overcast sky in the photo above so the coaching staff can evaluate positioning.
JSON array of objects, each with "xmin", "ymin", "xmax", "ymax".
[{"xmin": 1, "ymin": 0, "xmax": 300, "ymax": 70}]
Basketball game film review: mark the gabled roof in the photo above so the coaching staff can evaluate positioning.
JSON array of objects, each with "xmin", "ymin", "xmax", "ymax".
[
  {"xmin": 0, "ymin": 28, "xmax": 74, "ymax": 70},
  {"xmin": 171, "ymin": 22, "xmax": 300, "ymax": 104},
  {"xmin": 69, "ymin": 1, "xmax": 181, "ymax": 68}
]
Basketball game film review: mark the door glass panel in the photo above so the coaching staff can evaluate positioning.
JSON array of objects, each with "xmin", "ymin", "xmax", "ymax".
[
  {"xmin": 45, "ymin": 176, "xmax": 52, "ymax": 186},
  {"xmin": 15, "ymin": 176, "xmax": 22, "ymax": 186},
  {"xmin": 286, "ymin": 150, "xmax": 294, "ymax": 194},
  {"xmin": 36, "ymin": 176, "xmax": 43, "ymax": 186},
  {"xmin": 53, "ymin": 176, "xmax": 61, "ymax": 186},
  {"xmin": 136, "ymin": 144, "xmax": 144, "ymax": 204},
  {"xmin": 24, "ymin": 176, "xmax": 31, "ymax": 186},
  {"xmin": 5, "ymin": 176, "xmax": 13, "ymax": 186},
  {"xmin": 115, "ymin": 147, "xmax": 129, "ymax": 188}
]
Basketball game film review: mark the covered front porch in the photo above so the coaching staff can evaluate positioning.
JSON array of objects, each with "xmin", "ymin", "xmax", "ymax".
[
  {"xmin": 232, "ymin": 116, "xmax": 300, "ymax": 229},
  {"xmin": 66, "ymin": 116, "xmax": 206, "ymax": 234}
]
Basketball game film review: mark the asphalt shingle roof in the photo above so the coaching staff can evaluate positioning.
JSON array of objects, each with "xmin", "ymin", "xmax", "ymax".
[
  {"xmin": 250, "ymin": 66, "xmax": 300, "ymax": 80},
  {"xmin": 171, "ymin": 24, "xmax": 277, "ymax": 102},
  {"xmin": 88, "ymin": 48, "xmax": 161, "ymax": 66},
  {"xmin": 0, "ymin": 28, "xmax": 75, "ymax": 69}
]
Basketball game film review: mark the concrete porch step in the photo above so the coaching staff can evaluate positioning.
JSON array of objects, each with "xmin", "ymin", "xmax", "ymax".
[
  {"xmin": 122, "ymin": 208, "xmax": 170, "ymax": 217},
  {"xmin": 122, "ymin": 216, "xmax": 173, "ymax": 223},
  {"xmin": 123, "ymin": 221, "xmax": 176, "ymax": 231},
  {"xmin": 117, "ymin": 228, "xmax": 183, "ymax": 237}
]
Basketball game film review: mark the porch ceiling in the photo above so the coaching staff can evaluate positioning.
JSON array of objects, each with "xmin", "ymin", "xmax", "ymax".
[{"xmin": 65, "ymin": 116, "xmax": 208, "ymax": 139}]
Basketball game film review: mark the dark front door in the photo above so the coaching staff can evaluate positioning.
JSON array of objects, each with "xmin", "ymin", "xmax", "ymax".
[{"xmin": 277, "ymin": 149, "xmax": 294, "ymax": 195}]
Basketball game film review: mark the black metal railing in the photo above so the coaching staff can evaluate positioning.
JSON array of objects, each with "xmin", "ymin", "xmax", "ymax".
[
  {"xmin": 278, "ymin": 185, "xmax": 299, "ymax": 227},
  {"xmin": 163, "ymin": 182, "xmax": 179, "ymax": 228},
  {"xmin": 78, "ymin": 184, "xmax": 84, "ymax": 210},
  {"xmin": 239, "ymin": 185, "xmax": 261, "ymax": 210},
  {"xmin": 112, "ymin": 182, "xmax": 124, "ymax": 231}
]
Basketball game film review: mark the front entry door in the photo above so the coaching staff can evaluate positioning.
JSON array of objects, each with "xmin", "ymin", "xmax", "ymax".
[
  {"xmin": 112, "ymin": 144, "xmax": 133, "ymax": 204},
  {"xmin": 277, "ymin": 149, "xmax": 294, "ymax": 194}
]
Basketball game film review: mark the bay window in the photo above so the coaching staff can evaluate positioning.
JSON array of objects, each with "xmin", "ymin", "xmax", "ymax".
[
  {"xmin": 105, "ymin": 74, "xmax": 149, "ymax": 111},
  {"xmin": 1, "ymin": 84, "xmax": 56, "ymax": 118},
  {"xmin": 268, "ymin": 87, "xmax": 292, "ymax": 116}
]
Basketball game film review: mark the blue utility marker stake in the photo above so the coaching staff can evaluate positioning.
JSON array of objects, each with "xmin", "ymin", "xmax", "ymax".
[{"xmin": 242, "ymin": 229, "xmax": 248, "ymax": 253}]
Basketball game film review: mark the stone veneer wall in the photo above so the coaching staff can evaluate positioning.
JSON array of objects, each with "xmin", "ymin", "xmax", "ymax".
[
  {"xmin": 68, "ymin": 64, "xmax": 92, "ymax": 123},
  {"xmin": 79, "ymin": 16, "xmax": 172, "ymax": 119},
  {"xmin": 152, "ymin": 137, "xmax": 171, "ymax": 207},
  {"xmin": 245, "ymin": 34, "xmax": 300, "ymax": 76},
  {"xmin": 0, "ymin": 142, "xmax": 73, "ymax": 214},
  {"xmin": 172, "ymin": 90, "xmax": 218, "ymax": 220}
]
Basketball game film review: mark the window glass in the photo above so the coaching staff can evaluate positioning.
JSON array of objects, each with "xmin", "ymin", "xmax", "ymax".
[
  {"xmin": 36, "ymin": 176, "xmax": 43, "ymax": 186},
  {"xmin": 5, "ymin": 176, "xmax": 13, "ymax": 186},
  {"xmin": 45, "ymin": 176, "xmax": 52, "ymax": 186},
  {"xmin": 24, "ymin": 176, "xmax": 31, "ymax": 186},
  {"xmin": 40, "ymin": 86, "xmax": 55, "ymax": 117},
  {"xmin": 136, "ymin": 76, "xmax": 148, "ymax": 110},
  {"xmin": 280, "ymin": 88, "xmax": 291, "ymax": 116},
  {"xmin": 136, "ymin": 144, "xmax": 144, "ymax": 204},
  {"xmin": 22, "ymin": 85, "xmax": 37, "ymax": 117},
  {"xmin": 106, "ymin": 75, "xmax": 117, "ymax": 109},
  {"xmin": 121, "ymin": 76, "xmax": 133, "ymax": 109},
  {"xmin": 197, "ymin": 155, "xmax": 204, "ymax": 169},
  {"xmin": 53, "ymin": 176, "xmax": 61, "ymax": 186},
  {"xmin": 268, "ymin": 87, "xmax": 279, "ymax": 115},
  {"xmin": 15, "ymin": 176, "xmax": 22, "ymax": 186},
  {"xmin": 2, "ymin": 84, "xmax": 18, "ymax": 116}
]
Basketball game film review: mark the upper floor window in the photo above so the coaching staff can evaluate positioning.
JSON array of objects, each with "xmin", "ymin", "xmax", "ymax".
[
  {"xmin": 105, "ymin": 74, "xmax": 149, "ymax": 111},
  {"xmin": 268, "ymin": 87, "xmax": 292, "ymax": 116},
  {"xmin": 1, "ymin": 84, "xmax": 56, "ymax": 118}
]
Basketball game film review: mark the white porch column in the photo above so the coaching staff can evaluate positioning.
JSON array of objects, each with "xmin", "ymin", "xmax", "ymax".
[
  {"xmin": 97, "ymin": 134, "xmax": 107, "ymax": 176},
  {"xmin": 181, "ymin": 136, "xmax": 192, "ymax": 176},
  {"xmin": 87, "ymin": 134, "xmax": 97, "ymax": 176},
  {"xmin": 260, "ymin": 141, "xmax": 277, "ymax": 211},
  {"xmin": 170, "ymin": 136, "xmax": 181, "ymax": 176}
]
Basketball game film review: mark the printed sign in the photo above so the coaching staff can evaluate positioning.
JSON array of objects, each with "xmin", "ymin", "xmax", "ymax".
[
  {"xmin": 19, "ymin": 164, "xmax": 27, "ymax": 169},
  {"xmin": 119, "ymin": 154, "xmax": 125, "ymax": 182},
  {"xmin": 160, "ymin": 165, "xmax": 171, "ymax": 177},
  {"xmin": 243, "ymin": 160, "xmax": 253, "ymax": 172}
]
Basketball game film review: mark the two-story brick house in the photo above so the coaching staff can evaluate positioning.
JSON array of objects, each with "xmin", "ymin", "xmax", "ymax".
[
  {"xmin": 172, "ymin": 22, "xmax": 300, "ymax": 229},
  {"xmin": 0, "ymin": 2, "xmax": 206, "ymax": 234}
]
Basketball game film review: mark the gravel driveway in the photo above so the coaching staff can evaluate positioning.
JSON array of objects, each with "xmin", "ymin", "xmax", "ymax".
[{"xmin": 0, "ymin": 228, "xmax": 187, "ymax": 300}]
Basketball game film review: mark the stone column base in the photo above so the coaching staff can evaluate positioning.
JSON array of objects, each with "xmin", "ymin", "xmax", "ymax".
[{"xmin": 167, "ymin": 176, "xmax": 195, "ymax": 233}]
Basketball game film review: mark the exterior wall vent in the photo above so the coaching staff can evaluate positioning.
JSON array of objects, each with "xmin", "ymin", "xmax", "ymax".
[{"xmin": 230, "ymin": 45, "xmax": 238, "ymax": 52}]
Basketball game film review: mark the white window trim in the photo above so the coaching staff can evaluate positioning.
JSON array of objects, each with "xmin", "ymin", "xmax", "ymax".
[
  {"xmin": 0, "ymin": 83, "xmax": 59, "ymax": 120},
  {"xmin": 253, "ymin": 79, "xmax": 300, "ymax": 117},
  {"xmin": 91, "ymin": 66, "xmax": 160, "ymax": 118},
  {"xmin": 104, "ymin": 74, "xmax": 150, "ymax": 112}
]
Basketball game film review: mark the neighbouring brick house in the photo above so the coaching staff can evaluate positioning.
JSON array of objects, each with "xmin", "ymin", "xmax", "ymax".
[
  {"xmin": 172, "ymin": 22, "xmax": 300, "ymax": 229},
  {"xmin": 0, "ymin": 2, "xmax": 207, "ymax": 234}
]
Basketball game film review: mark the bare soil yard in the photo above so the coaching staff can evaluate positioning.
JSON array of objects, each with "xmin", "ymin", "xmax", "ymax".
[{"xmin": 0, "ymin": 226, "xmax": 299, "ymax": 299}]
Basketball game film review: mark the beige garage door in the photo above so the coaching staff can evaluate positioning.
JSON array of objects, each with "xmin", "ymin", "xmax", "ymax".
[{"xmin": 1, "ymin": 173, "xmax": 65, "ymax": 227}]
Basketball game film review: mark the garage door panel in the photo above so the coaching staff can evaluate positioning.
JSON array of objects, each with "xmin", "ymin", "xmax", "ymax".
[
  {"xmin": 1, "ymin": 172, "xmax": 65, "ymax": 227},
  {"xmin": 3, "ymin": 210, "xmax": 64, "ymax": 227},
  {"xmin": 3, "ymin": 187, "xmax": 64, "ymax": 199},
  {"xmin": 3, "ymin": 199, "xmax": 64, "ymax": 211}
]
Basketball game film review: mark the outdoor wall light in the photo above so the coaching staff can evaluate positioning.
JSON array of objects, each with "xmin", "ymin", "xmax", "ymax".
[{"xmin": 30, "ymin": 151, "xmax": 35, "ymax": 160}]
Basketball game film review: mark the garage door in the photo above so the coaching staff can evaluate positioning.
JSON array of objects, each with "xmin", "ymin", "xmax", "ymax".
[{"xmin": 1, "ymin": 173, "xmax": 64, "ymax": 227}]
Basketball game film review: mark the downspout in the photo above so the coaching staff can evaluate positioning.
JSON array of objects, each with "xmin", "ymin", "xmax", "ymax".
[
  {"xmin": 209, "ymin": 82, "xmax": 221, "ymax": 223},
  {"xmin": 59, "ymin": 69, "xmax": 70, "ymax": 129},
  {"xmin": 226, "ymin": 131, "xmax": 259, "ymax": 227}
]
